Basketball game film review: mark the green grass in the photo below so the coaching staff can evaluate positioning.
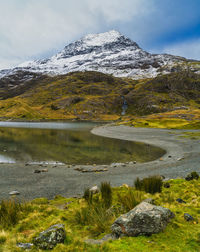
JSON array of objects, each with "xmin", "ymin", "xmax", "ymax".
[{"xmin": 0, "ymin": 178, "xmax": 199, "ymax": 251}]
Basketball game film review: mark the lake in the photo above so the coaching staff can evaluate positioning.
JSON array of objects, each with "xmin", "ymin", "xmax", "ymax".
[{"xmin": 0, "ymin": 122, "xmax": 165, "ymax": 164}]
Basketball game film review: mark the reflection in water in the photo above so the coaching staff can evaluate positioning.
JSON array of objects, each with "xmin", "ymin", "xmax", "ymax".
[{"xmin": 0, "ymin": 122, "xmax": 165, "ymax": 164}]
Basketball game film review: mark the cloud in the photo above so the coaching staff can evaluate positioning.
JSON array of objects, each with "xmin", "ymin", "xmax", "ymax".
[
  {"xmin": 163, "ymin": 39, "xmax": 200, "ymax": 60},
  {"xmin": 0, "ymin": 0, "xmax": 200, "ymax": 69},
  {"xmin": 0, "ymin": 0, "xmax": 155, "ymax": 69}
]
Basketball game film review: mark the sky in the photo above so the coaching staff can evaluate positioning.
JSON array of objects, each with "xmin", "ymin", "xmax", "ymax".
[{"xmin": 0, "ymin": 0, "xmax": 200, "ymax": 69}]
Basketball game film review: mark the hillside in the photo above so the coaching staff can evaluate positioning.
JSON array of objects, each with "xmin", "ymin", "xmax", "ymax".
[{"xmin": 0, "ymin": 71, "xmax": 200, "ymax": 125}]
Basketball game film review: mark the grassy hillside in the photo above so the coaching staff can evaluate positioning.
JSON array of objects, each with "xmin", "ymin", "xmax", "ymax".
[
  {"xmin": 0, "ymin": 71, "xmax": 200, "ymax": 127},
  {"xmin": 0, "ymin": 177, "xmax": 199, "ymax": 251}
]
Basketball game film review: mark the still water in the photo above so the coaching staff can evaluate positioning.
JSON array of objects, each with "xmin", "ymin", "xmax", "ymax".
[{"xmin": 0, "ymin": 122, "xmax": 165, "ymax": 164}]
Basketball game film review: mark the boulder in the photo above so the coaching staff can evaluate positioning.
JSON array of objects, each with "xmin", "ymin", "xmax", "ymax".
[
  {"xmin": 142, "ymin": 198, "xmax": 155, "ymax": 205},
  {"xmin": 111, "ymin": 202, "xmax": 174, "ymax": 238},
  {"xmin": 89, "ymin": 186, "xmax": 99, "ymax": 194},
  {"xmin": 33, "ymin": 224, "xmax": 66, "ymax": 250}
]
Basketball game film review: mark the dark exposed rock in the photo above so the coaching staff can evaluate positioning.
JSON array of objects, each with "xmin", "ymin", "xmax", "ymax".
[
  {"xmin": 184, "ymin": 213, "xmax": 194, "ymax": 222},
  {"xmin": 185, "ymin": 171, "xmax": 199, "ymax": 181},
  {"xmin": 33, "ymin": 224, "xmax": 66, "ymax": 250},
  {"xmin": 176, "ymin": 198, "xmax": 186, "ymax": 204},
  {"xmin": 111, "ymin": 202, "xmax": 174, "ymax": 238},
  {"xmin": 163, "ymin": 182, "xmax": 170, "ymax": 188}
]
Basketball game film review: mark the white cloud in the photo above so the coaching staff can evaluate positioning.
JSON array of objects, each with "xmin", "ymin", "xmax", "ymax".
[
  {"xmin": 163, "ymin": 39, "xmax": 200, "ymax": 60},
  {"xmin": 0, "ymin": 0, "xmax": 155, "ymax": 69},
  {"xmin": 0, "ymin": 0, "xmax": 199, "ymax": 69}
]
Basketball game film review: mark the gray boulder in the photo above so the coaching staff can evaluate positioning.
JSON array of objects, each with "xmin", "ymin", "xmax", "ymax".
[
  {"xmin": 33, "ymin": 224, "xmax": 66, "ymax": 250},
  {"xmin": 111, "ymin": 202, "xmax": 174, "ymax": 238}
]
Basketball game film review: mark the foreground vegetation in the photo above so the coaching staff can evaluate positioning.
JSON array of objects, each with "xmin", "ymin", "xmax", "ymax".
[{"xmin": 0, "ymin": 176, "xmax": 199, "ymax": 251}]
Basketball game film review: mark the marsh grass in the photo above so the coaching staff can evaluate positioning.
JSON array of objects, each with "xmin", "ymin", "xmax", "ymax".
[
  {"xmin": 74, "ymin": 202, "xmax": 115, "ymax": 235},
  {"xmin": 0, "ymin": 200, "xmax": 23, "ymax": 229},
  {"xmin": 83, "ymin": 188, "xmax": 93, "ymax": 204},
  {"xmin": 100, "ymin": 182, "xmax": 112, "ymax": 209},
  {"xmin": 134, "ymin": 176, "xmax": 163, "ymax": 194},
  {"xmin": 117, "ymin": 189, "xmax": 144, "ymax": 212}
]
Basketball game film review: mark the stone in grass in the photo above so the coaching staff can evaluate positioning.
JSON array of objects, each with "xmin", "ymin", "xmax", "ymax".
[
  {"xmin": 33, "ymin": 224, "xmax": 66, "ymax": 250},
  {"xmin": 89, "ymin": 185, "xmax": 99, "ymax": 194},
  {"xmin": 9, "ymin": 191, "xmax": 20, "ymax": 196},
  {"xmin": 17, "ymin": 243, "xmax": 33, "ymax": 250},
  {"xmin": 176, "ymin": 198, "xmax": 186, "ymax": 204},
  {"xmin": 185, "ymin": 171, "xmax": 199, "ymax": 181},
  {"xmin": 111, "ymin": 202, "xmax": 174, "ymax": 238},
  {"xmin": 164, "ymin": 182, "xmax": 170, "ymax": 188},
  {"xmin": 184, "ymin": 213, "xmax": 194, "ymax": 222}
]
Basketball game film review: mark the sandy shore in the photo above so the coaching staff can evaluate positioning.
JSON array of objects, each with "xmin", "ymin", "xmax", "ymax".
[{"xmin": 0, "ymin": 125, "xmax": 200, "ymax": 201}]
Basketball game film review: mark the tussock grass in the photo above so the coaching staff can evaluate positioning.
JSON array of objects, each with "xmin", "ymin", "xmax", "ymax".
[
  {"xmin": 134, "ymin": 176, "xmax": 163, "ymax": 194},
  {"xmin": 0, "ymin": 200, "xmax": 23, "ymax": 229},
  {"xmin": 100, "ymin": 182, "xmax": 112, "ymax": 209},
  {"xmin": 117, "ymin": 189, "xmax": 144, "ymax": 212}
]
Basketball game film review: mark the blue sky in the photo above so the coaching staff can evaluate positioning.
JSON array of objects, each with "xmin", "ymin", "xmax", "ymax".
[{"xmin": 0, "ymin": 0, "xmax": 200, "ymax": 69}]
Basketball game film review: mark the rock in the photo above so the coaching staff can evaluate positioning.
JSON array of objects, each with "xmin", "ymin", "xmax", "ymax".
[
  {"xmin": 184, "ymin": 213, "xmax": 194, "ymax": 221},
  {"xmin": 33, "ymin": 224, "xmax": 66, "ymax": 250},
  {"xmin": 111, "ymin": 163, "xmax": 124, "ymax": 168},
  {"xmin": 176, "ymin": 198, "xmax": 186, "ymax": 204},
  {"xmin": 9, "ymin": 191, "xmax": 20, "ymax": 196},
  {"xmin": 185, "ymin": 171, "xmax": 199, "ymax": 181},
  {"xmin": 85, "ymin": 234, "xmax": 115, "ymax": 245},
  {"xmin": 164, "ymin": 182, "xmax": 170, "ymax": 188},
  {"xmin": 17, "ymin": 243, "xmax": 33, "ymax": 250},
  {"xmin": 41, "ymin": 169, "xmax": 48, "ymax": 172},
  {"xmin": 128, "ymin": 161, "xmax": 136, "ymax": 165},
  {"xmin": 89, "ymin": 186, "xmax": 99, "ymax": 194},
  {"xmin": 142, "ymin": 198, "xmax": 155, "ymax": 205},
  {"xmin": 121, "ymin": 184, "xmax": 129, "ymax": 188},
  {"xmin": 111, "ymin": 202, "xmax": 174, "ymax": 238},
  {"xmin": 34, "ymin": 170, "xmax": 41, "ymax": 173}
]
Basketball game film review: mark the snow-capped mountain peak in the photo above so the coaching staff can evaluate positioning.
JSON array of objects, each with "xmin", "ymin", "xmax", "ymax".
[
  {"xmin": 81, "ymin": 30, "xmax": 122, "ymax": 47},
  {"xmin": 1, "ymin": 30, "xmax": 198, "ymax": 80}
]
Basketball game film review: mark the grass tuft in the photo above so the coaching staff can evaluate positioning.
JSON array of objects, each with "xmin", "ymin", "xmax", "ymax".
[
  {"xmin": 100, "ymin": 182, "xmax": 112, "ymax": 209},
  {"xmin": 134, "ymin": 176, "xmax": 163, "ymax": 194},
  {"xmin": 117, "ymin": 189, "xmax": 144, "ymax": 212}
]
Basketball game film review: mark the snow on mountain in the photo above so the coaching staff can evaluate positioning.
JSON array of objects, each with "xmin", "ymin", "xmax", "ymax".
[{"xmin": 0, "ymin": 30, "xmax": 198, "ymax": 80}]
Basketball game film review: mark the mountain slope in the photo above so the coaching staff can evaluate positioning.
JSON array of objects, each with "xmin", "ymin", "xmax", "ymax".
[
  {"xmin": 1, "ymin": 30, "xmax": 200, "ymax": 80},
  {"xmin": 0, "ymin": 71, "xmax": 200, "ymax": 122}
]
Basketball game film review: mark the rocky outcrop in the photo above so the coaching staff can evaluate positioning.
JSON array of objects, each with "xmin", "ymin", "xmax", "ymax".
[
  {"xmin": 111, "ymin": 202, "xmax": 174, "ymax": 238},
  {"xmin": 33, "ymin": 224, "xmax": 66, "ymax": 250}
]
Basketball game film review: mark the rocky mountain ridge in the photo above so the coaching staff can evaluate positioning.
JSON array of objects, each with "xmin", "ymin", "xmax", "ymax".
[{"xmin": 1, "ymin": 30, "xmax": 199, "ymax": 81}]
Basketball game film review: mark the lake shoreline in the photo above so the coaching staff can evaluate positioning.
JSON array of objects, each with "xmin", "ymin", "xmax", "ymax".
[{"xmin": 0, "ymin": 125, "xmax": 200, "ymax": 201}]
